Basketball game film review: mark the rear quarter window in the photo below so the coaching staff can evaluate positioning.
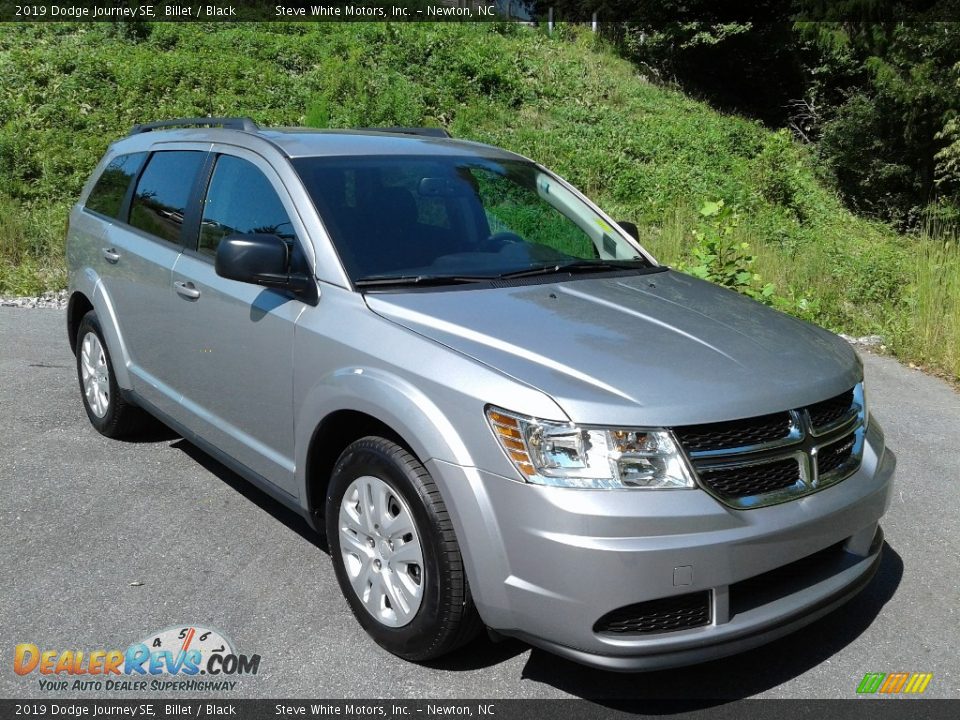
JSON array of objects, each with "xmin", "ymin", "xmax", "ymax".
[
  {"xmin": 85, "ymin": 152, "xmax": 147, "ymax": 219},
  {"xmin": 129, "ymin": 150, "xmax": 206, "ymax": 244}
]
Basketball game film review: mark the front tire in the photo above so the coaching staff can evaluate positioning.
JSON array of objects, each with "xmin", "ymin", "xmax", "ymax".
[
  {"xmin": 326, "ymin": 436, "xmax": 481, "ymax": 661},
  {"xmin": 75, "ymin": 311, "xmax": 149, "ymax": 438}
]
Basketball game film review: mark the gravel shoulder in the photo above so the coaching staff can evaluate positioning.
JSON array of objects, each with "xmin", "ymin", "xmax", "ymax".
[
  {"xmin": 0, "ymin": 290, "xmax": 68, "ymax": 309},
  {"xmin": 1, "ymin": 306, "xmax": 958, "ymax": 702}
]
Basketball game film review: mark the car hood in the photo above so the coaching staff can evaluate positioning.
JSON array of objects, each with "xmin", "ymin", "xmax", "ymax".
[{"xmin": 365, "ymin": 270, "xmax": 861, "ymax": 427}]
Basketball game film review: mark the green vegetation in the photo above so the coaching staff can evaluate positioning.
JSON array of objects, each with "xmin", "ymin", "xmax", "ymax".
[
  {"xmin": 549, "ymin": 5, "xmax": 960, "ymax": 229},
  {"xmin": 675, "ymin": 200, "xmax": 775, "ymax": 304},
  {"xmin": 896, "ymin": 225, "xmax": 960, "ymax": 379},
  {"xmin": 0, "ymin": 22, "xmax": 956, "ymax": 379}
]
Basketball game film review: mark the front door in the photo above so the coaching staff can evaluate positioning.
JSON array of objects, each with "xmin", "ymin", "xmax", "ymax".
[{"xmin": 168, "ymin": 150, "xmax": 310, "ymax": 498}]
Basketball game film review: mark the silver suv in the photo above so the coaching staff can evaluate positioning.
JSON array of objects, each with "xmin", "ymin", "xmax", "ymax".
[{"xmin": 66, "ymin": 118, "xmax": 895, "ymax": 671}]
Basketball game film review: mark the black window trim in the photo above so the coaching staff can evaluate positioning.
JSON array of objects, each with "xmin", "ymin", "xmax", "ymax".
[
  {"xmin": 119, "ymin": 150, "xmax": 151, "ymax": 224},
  {"xmin": 183, "ymin": 150, "xmax": 306, "ymax": 266},
  {"xmin": 179, "ymin": 149, "xmax": 319, "ymax": 305},
  {"xmin": 180, "ymin": 151, "xmax": 218, "ymax": 258},
  {"xmin": 127, "ymin": 149, "xmax": 211, "ymax": 250}
]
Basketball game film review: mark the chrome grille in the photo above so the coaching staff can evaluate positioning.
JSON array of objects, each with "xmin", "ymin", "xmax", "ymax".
[
  {"xmin": 673, "ymin": 412, "xmax": 792, "ymax": 453},
  {"xmin": 675, "ymin": 384, "xmax": 865, "ymax": 509},
  {"xmin": 809, "ymin": 389, "xmax": 855, "ymax": 430},
  {"xmin": 817, "ymin": 434, "xmax": 857, "ymax": 477},
  {"xmin": 698, "ymin": 457, "xmax": 801, "ymax": 499}
]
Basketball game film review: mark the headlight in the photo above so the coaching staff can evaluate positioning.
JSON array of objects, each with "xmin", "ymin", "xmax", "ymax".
[{"xmin": 486, "ymin": 407, "xmax": 696, "ymax": 489}]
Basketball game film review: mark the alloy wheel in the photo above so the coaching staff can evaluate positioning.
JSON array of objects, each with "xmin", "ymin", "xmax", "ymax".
[{"xmin": 80, "ymin": 332, "xmax": 110, "ymax": 418}]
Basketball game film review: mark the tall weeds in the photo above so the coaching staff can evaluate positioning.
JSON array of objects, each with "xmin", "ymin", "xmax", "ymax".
[{"xmin": 896, "ymin": 222, "xmax": 960, "ymax": 378}]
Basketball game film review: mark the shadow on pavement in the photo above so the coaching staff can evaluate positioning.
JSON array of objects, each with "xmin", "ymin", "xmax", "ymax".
[
  {"xmin": 116, "ymin": 417, "xmax": 181, "ymax": 444},
  {"xmin": 422, "ymin": 633, "xmax": 529, "ymax": 671},
  {"xmin": 170, "ymin": 437, "xmax": 329, "ymax": 553},
  {"xmin": 169, "ymin": 436, "xmax": 531, "ymax": 669}
]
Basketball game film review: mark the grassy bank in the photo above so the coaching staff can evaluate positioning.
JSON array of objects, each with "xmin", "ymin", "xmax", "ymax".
[
  {"xmin": 896, "ymin": 227, "xmax": 960, "ymax": 379},
  {"xmin": 0, "ymin": 22, "xmax": 956, "ymax": 379}
]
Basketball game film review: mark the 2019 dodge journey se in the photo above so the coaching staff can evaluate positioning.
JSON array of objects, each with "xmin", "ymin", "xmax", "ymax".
[{"xmin": 66, "ymin": 117, "xmax": 895, "ymax": 671}]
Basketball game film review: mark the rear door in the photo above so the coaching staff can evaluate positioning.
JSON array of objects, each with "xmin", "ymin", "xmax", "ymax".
[
  {"xmin": 76, "ymin": 150, "xmax": 147, "ymax": 308},
  {"xmin": 168, "ymin": 148, "xmax": 309, "ymax": 497},
  {"xmin": 95, "ymin": 147, "xmax": 209, "ymax": 418}
]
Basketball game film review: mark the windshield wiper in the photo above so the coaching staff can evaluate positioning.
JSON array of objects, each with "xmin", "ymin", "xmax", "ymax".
[
  {"xmin": 354, "ymin": 274, "xmax": 492, "ymax": 288},
  {"xmin": 355, "ymin": 260, "xmax": 658, "ymax": 287},
  {"xmin": 496, "ymin": 259, "xmax": 652, "ymax": 280}
]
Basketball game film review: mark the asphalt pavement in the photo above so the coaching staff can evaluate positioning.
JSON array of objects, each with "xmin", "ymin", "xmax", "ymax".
[{"xmin": 1, "ymin": 306, "xmax": 958, "ymax": 703}]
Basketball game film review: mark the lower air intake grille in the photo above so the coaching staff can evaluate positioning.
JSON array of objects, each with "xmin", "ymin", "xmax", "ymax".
[
  {"xmin": 698, "ymin": 457, "xmax": 800, "ymax": 499},
  {"xmin": 594, "ymin": 591, "xmax": 711, "ymax": 635}
]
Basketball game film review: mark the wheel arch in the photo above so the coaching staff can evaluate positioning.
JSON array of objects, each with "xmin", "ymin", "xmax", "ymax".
[
  {"xmin": 67, "ymin": 267, "xmax": 134, "ymax": 391},
  {"xmin": 304, "ymin": 409, "xmax": 413, "ymax": 530},
  {"xmin": 67, "ymin": 291, "xmax": 94, "ymax": 355},
  {"xmin": 296, "ymin": 368, "xmax": 477, "ymax": 532}
]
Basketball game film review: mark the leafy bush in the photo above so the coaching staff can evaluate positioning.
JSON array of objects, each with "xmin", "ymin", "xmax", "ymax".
[
  {"xmin": 819, "ymin": 92, "xmax": 922, "ymax": 228},
  {"xmin": 752, "ymin": 130, "xmax": 813, "ymax": 222},
  {"xmin": 808, "ymin": 23, "xmax": 960, "ymax": 229},
  {"xmin": 935, "ymin": 115, "xmax": 960, "ymax": 197},
  {"xmin": 678, "ymin": 200, "xmax": 775, "ymax": 303}
]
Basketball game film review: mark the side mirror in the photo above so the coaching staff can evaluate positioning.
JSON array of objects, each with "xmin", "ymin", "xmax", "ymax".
[
  {"xmin": 215, "ymin": 234, "xmax": 313, "ymax": 294},
  {"xmin": 617, "ymin": 220, "xmax": 639, "ymax": 241}
]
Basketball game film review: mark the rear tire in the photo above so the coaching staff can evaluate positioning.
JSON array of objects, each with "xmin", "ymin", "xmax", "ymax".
[
  {"xmin": 75, "ymin": 311, "xmax": 150, "ymax": 438},
  {"xmin": 326, "ymin": 436, "xmax": 482, "ymax": 661}
]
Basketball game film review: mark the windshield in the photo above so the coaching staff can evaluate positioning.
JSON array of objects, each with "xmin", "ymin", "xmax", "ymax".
[{"xmin": 292, "ymin": 155, "xmax": 653, "ymax": 284}]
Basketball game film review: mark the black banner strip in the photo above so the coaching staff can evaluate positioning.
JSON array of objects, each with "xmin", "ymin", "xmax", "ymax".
[
  {"xmin": 1, "ymin": 0, "xmax": 959, "ymax": 23},
  {"xmin": 1, "ymin": 699, "xmax": 958, "ymax": 720}
]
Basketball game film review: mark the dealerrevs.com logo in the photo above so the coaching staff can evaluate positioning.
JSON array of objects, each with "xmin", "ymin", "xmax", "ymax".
[{"xmin": 14, "ymin": 625, "xmax": 260, "ymax": 692}]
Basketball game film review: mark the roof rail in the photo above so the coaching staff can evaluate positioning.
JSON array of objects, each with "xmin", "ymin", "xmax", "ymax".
[
  {"xmin": 129, "ymin": 117, "xmax": 259, "ymax": 135},
  {"xmin": 359, "ymin": 127, "xmax": 452, "ymax": 138}
]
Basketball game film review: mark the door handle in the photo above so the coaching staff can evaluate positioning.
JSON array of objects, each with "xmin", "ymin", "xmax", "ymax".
[
  {"xmin": 174, "ymin": 281, "xmax": 201, "ymax": 300},
  {"xmin": 102, "ymin": 247, "xmax": 120, "ymax": 263}
]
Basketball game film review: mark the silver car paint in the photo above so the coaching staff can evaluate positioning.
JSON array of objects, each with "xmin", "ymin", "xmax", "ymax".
[
  {"xmin": 164, "ymin": 144, "xmax": 317, "ymax": 496},
  {"xmin": 430, "ymin": 422, "xmax": 892, "ymax": 666},
  {"xmin": 67, "ymin": 127, "xmax": 895, "ymax": 670},
  {"xmin": 365, "ymin": 271, "xmax": 862, "ymax": 427},
  {"xmin": 170, "ymin": 251, "xmax": 305, "ymax": 496}
]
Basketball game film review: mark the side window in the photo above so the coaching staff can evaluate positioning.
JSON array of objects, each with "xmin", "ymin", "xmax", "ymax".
[
  {"xmin": 85, "ymin": 152, "xmax": 147, "ymax": 219},
  {"xmin": 129, "ymin": 151, "xmax": 206, "ymax": 244},
  {"xmin": 198, "ymin": 155, "xmax": 296, "ymax": 257}
]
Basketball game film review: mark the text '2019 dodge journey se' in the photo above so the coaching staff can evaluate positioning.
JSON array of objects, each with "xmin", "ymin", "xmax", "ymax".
[{"xmin": 66, "ymin": 117, "xmax": 895, "ymax": 671}]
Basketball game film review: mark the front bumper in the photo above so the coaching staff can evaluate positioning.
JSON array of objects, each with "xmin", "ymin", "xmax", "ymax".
[{"xmin": 429, "ymin": 419, "xmax": 895, "ymax": 671}]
